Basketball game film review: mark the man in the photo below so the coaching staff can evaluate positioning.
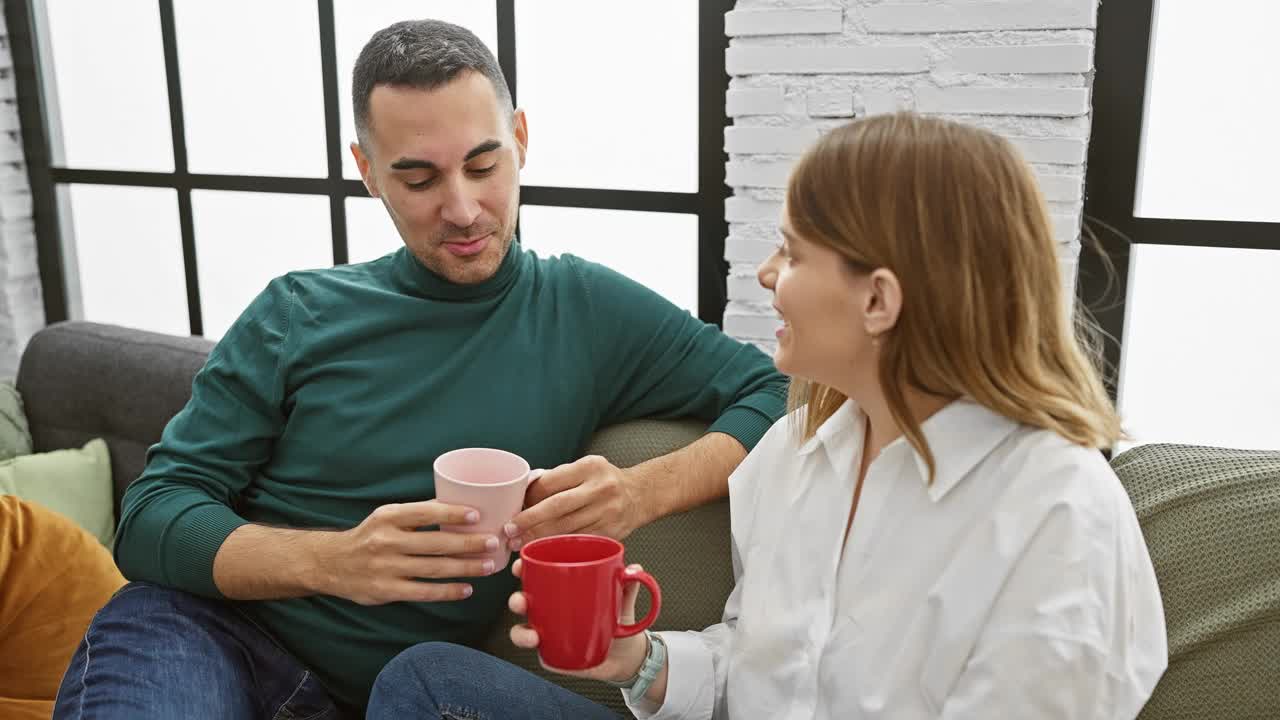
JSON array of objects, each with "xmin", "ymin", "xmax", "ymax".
[{"xmin": 53, "ymin": 19, "xmax": 786, "ymax": 719}]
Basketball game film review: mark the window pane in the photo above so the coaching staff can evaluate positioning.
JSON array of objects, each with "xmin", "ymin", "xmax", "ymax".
[
  {"xmin": 346, "ymin": 196, "xmax": 403, "ymax": 263},
  {"xmin": 1135, "ymin": 1, "xmax": 1280, "ymax": 222},
  {"xmin": 515, "ymin": 0, "xmax": 698, "ymax": 192},
  {"xmin": 192, "ymin": 191, "xmax": 332, "ymax": 339},
  {"xmin": 65, "ymin": 185, "xmax": 188, "ymax": 335},
  {"xmin": 334, "ymin": 2, "xmax": 499, "ymax": 180},
  {"xmin": 42, "ymin": 0, "xmax": 173, "ymax": 171},
  {"xmin": 1117, "ymin": 245, "xmax": 1280, "ymax": 452},
  {"xmin": 518, "ymin": 206, "xmax": 697, "ymax": 313},
  {"xmin": 174, "ymin": 0, "xmax": 327, "ymax": 177}
]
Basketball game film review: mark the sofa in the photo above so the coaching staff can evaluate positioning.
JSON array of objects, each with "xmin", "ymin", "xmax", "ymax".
[{"xmin": 15, "ymin": 321, "xmax": 1280, "ymax": 717}]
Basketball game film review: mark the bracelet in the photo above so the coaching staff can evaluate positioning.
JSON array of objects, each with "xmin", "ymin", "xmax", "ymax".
[{"xmin": 626, "ymin": 632, "xmax": 667, "ymax": 704}]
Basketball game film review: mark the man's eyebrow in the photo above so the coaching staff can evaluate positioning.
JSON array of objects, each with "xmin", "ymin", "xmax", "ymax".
[
  {"xmin": 389, "ymin": 140, "xmax": 503, "ymax": 171},
  {"xmin": 389, "ymin": 157, "xmax": 435, "ymax": 171},
  {"xmin": 464, "ymin": 139, "xmax": 502, "ymax": 161}
]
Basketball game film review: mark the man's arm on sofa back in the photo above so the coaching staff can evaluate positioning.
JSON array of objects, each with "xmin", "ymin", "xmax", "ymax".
[{"xmin": 114, "ymin": 280, "xmax": 293, "ymax": 599}]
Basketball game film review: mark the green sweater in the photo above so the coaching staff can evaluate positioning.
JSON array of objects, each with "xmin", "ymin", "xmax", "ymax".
[{"xmin": 115, "ymin": 242, "xmax": 787, "ymax": 709}]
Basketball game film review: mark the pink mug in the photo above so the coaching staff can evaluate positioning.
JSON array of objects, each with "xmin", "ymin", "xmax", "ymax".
[{"xmin": 433, "ymin": 448, "xmax": 533, "ymax": 571}]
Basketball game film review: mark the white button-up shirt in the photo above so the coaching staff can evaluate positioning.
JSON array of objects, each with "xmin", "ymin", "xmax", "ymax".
[{"xmin": 628, "ymin": 398, "xmax": 1167, "ymax": 719}]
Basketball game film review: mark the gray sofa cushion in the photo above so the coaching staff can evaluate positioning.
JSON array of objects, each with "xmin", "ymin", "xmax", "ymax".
[{"xmin": 16, "ymin": 322, "xmax": 214, "ymax": 515}]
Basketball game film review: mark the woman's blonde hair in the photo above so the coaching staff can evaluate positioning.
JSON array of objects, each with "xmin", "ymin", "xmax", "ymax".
[{"xmin": 786, "ymin": 113, "xmax": 1121, "ymax": 479}]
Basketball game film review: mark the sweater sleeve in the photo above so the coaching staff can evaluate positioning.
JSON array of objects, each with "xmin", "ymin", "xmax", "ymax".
[
  {"xmin": 113, "ymin": 277, "xmax": 294, "ymax": 598},
  {"xmin": 577, "ymin": 258, "xmax": 787, "ymax": 451}
]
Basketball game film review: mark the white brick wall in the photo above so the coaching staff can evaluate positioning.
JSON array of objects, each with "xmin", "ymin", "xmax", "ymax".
[
  {"xmin": 862, "ymin": 1, "xmax": 1096, "ymax": 33},
  {"xmin": 723, "ymin": 0, "xmax": 1097, "ymax": 349},
  {"xmin": 0, "ymin": 26, "xmax": 44, "ymax": 380},
  {"xmin": 725, "ymin": 8, "xmax": 844, "ymax": 36}
]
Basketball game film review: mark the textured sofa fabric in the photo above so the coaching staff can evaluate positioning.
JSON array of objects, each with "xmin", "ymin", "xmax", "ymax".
[{"xmin": 1113, "ymin": 444, "xmax": 1280, "ymax": 719}]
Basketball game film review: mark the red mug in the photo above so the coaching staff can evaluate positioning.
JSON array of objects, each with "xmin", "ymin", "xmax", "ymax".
[{"xmin": 519, "ymin": 534, "xmax": 662, "ymax": 670}]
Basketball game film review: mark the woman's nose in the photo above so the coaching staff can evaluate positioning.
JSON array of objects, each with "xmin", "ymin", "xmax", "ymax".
[{"xmin": 757, "ymin": 257, "xmax": 778, "ymax": 291}]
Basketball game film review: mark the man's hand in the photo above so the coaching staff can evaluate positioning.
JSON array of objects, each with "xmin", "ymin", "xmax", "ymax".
[
  {"xmin": 306, "ymin": 500, "xmax": 500, "ymax": 605},
  {"xmin": 504, "ymin": 456, "xmax": 647, "ymax": 549},
  {"xmin": 503, "ymin": 433, "xmax": 748, "ymax": 551}
]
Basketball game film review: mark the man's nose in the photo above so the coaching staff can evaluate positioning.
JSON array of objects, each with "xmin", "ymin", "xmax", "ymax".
[{"xmin": 440, "ymin": 177, "xmax": 481, "ymax": 229}]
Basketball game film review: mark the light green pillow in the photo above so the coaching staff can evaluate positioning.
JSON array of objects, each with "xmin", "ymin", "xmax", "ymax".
[
  {"xmin": 0, "ymin": 382, "xmax": 33, "ymax": 461},
  {"xmin": 0, "ymin": 439, "xmax": 114, "ymax": 547}
]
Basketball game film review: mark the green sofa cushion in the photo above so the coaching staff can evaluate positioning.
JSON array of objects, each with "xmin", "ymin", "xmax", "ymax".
[
  {"xmin": 0, "ymin": 439, "xmax": 115, "ymax": 548},
  {"xmin": 1112, "ymin": 444, "xmax": 1280, "ymax": 720},
  {"xmin": 0, "ymin": 383, "xmax": 33, "ymax": 462}
]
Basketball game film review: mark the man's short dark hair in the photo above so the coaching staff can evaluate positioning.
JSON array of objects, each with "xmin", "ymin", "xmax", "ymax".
[{"xmin": 352, "ymin": 19, "xmax": 514, "ymax": 149}]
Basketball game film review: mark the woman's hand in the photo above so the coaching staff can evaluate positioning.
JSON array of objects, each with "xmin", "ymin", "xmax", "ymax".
[{"xmin": 508, "ymin": 558, "xmax": 651, "ymax": 683}]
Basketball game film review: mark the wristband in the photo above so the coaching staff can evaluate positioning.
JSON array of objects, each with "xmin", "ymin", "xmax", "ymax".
[
  {"xmin": 605, "ymin": 632, "xmax": 650, "ymax": 689},
  {"xmin": 625, "ymin": 631, "xmax": 667, "ymax": 704}
]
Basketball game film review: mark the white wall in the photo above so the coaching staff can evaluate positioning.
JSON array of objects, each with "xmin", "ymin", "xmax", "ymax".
[
  {"xmin": 0, "ymin": 14, "xmax": 44, "ymax": 380},
  {"xmin": 722, "ymin": 0, "xmax": 1098, "ymax": 350}
]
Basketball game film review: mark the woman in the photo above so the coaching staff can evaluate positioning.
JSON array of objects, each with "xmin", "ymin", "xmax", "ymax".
[{"xmin": 367, "ymin": 113, "xmax": 1168, "ymax": 719}]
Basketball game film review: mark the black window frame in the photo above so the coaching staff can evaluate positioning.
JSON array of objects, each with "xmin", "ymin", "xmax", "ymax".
[
  {"xmin": 1080, "ymin": 0, "xmax": 1280, "ymax": 401},
  {"xmin": 6, "ymin": 0, "xmax": 733, "ymax": 336}
]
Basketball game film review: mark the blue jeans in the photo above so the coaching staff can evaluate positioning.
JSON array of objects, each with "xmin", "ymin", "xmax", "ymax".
[
  {"xmin": 368, "ymin": 642, "xmax": 622, "ymax": 719},
  {"xmin": 53, "ymin": 582, "xmax": 350, "ymax": 719},
  {"xmin": 53, "ymin": 582, "xmax": 619, "ymax": 719}
]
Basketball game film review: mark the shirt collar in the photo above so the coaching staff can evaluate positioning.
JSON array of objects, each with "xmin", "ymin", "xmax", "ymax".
[
  {"xmin": 796, "ymin": 400, "xmax": 862, "ymax": 495},
  {"xmin": 797, "ymin": 397, "xmax": 1019, "ymax": 502}
]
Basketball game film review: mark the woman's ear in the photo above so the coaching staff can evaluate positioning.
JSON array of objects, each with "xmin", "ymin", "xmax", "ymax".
[{"xmin": 863, "ymin": 268, "xmax": 902, "ymax": 337}]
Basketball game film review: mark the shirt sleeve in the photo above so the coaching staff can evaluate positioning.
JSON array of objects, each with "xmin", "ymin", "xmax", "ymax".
[
  {"xmin": 113, "ymin": 277, "xmax": 295, "ymax": 598},
  {"xmin": 625, "ymin": 549, "xmax": 742, "ymax": 720},
  {"xmin": 576, "ymin": 257, "xmax": 787, "ymax": 452},
  {"xmin": 936, "ymin": 498, "xmax": 1168, "ymax": 719}
]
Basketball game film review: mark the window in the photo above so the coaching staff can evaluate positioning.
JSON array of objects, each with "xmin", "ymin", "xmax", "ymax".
[
  {"xmin": 174, "ymin": 0, "xmax": 329, "ymax": 179},
  {"xmin": 519, "ymin": 206, "xmax": 699, "ymax": 314},
  {"xmin": 1133, "ymin": 2, "xmax": 1280, "ymax": 225},
  {"xmin": 1081, "ymin": 0, "xmax": 1280, "ymax": 452},
  {"xmin": 1116, "ymin": 245, "xmax": 1280, "ymax": 453},
  {"xmin": 64, "ymin": 184, "xmax": 187, "ymax": 334},
  {"xmin": 8, "ymin": 0, "xmax": 733, "ymax": 339}
]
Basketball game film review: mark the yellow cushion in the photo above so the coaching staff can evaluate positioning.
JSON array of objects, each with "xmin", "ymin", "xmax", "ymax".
[{"xmin": 0, "ymin": 495, "xmax": 125, "ymax": 710}]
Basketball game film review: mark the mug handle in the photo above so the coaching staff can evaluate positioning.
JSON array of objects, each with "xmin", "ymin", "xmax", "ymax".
[{"xmin": 614, "ymin": 566, "xmax": 662, "ymax": 638}]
